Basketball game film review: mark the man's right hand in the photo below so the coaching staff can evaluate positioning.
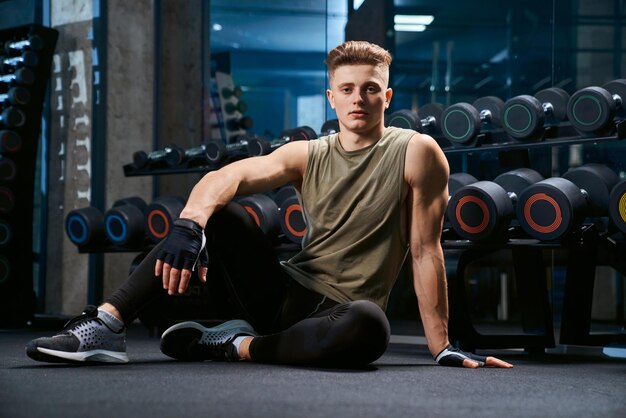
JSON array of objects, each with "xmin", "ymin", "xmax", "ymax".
[{"xmin": 155, "ymin": 218, "xmax": 208, "ymax": 295}]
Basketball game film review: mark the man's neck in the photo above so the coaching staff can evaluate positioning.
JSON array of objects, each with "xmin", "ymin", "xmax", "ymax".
[{"xmin": 338, "ymin": 126, "xmax": 385, "ymax": 152}]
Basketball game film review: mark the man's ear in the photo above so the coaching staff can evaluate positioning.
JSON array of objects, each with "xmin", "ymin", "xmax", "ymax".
[
  {"xmin": 385, "ymin": 88, "xmax": 393, "ymax": 109},
  {"xmin": 326, "ymin": 89, "xmax": 335, "ymax": 109}
]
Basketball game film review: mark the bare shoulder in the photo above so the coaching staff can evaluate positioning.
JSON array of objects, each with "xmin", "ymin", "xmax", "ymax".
[{"xmin": 404, "ymin": 133, "xmax": 449, "ymax": 187}]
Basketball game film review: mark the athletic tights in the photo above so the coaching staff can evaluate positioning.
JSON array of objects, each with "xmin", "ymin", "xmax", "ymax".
[{"xmin": 105, "ymin": 202, "xmax": 390, "ymax": 367}]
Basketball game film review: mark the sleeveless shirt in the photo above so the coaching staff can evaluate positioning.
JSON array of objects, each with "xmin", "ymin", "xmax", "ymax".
[{"xmin": 281, "ymin": 126, "xmax": 415, "ymax": 310}]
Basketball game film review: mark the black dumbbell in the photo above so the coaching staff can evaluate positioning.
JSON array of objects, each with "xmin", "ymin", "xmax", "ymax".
[
  {"xmin": 0, "ymin": 86, "xmax": 31, "ymax": 106},
  {"xmin": 0, "ymin": 219, "xmax": 10, "ymax": 247},
  {"xmin": 132, "ymin": 144, "xmax": 184, "ymax": 169},
  {"xmin": 104, "ymin": 197, "xmax": 147, "ymax": 247},
  {"xmin": 0, "ymin": 155, "xmax": 16, "ymax": 183},
  {"xmin": 144, "ymin": 195, "xmax": 185, "ymax": 243},
  {"xmin": 1, "ymin": 51, "xmax": 39, "ymax": 70},
  {"xmin": 236, "ymin": 194, "xmax": 281, "ymax": 238},
  {"xmin": 0, "ymin": 68, "xmax": 35, "ymax": 86},
  {"xmin": 221, "ymin": 86, "xmax": 243, "ymax": 99},
  {"xmin": 0, "ymin": 107, "xmax": 26, "ymax": 128},
  {"xmin": 441, "ymin": 96, "xmax": 505, "ymax": 145},
  {"xmin": 321, "ymin": 119, "xmax": 340, "ymax": 135},
  {"xmin": 447, "ymin": 168, "xmax": 543, "ymax": 241},
  {"xmin": 275, "ymin": 185, "xmax": 307, "ymax": 244},
  {"xmin": 4, "ymin": 35, "xmax": 44, "ymax": 54},
  {"xmin": 502, "ymin": 88, "xmax": 570, "ymax": 141},
  {"xmin": 247, "ymin": 126, "xmax": 318, "ymax": 156},
  {"xmin": 205, "ymin": 134, "xmax": 256, "ymax": 165},
  {"xmin": 0, "ymin": 130, "xmax": 20, "ymax": 153},
  {"xmin": 226, "ymin": 116, "xmax": 254, "ymax": 131},
  {"xmin": 566, "ymin": 79, "xmax": 626, "ymax": 135},
  {"xmin": 448, "ymin": 173, "xmax": 478, "ymax": 197},
  {"xmin": 386, "ymin": 104, "xmax": 443, "ymax": 136},
  {"xmin": 609, "ymin": 180, "xmax": 626, "ymax": 235},
  {"xmin": 65, "ymin": 206, "xmax": 105, "ymax": 247},
  {"xmin": 517, "ymin": 163, "xmax": 619, "ymax": 241},
  {"xmin": 224, "ymin": 100, "xmax": 247, "ymax": 114}
]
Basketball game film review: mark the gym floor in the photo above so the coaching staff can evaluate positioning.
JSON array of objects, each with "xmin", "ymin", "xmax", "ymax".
[{"xmin": 2, "ymin": 322, "xmax": 625, "ymax": 418}]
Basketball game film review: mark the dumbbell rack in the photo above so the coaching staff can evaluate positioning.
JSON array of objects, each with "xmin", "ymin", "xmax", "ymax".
[{"xmin": 0, "ymin": 24, "xmax": 58, "ymax": 326}]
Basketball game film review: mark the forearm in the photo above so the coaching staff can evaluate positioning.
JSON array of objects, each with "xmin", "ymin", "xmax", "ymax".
[
  {"xmin": 180, "ymin": 169, "xmax": 239, "ymax": 228},
  {"xmin": 412, "ymin": 248, "xmax": 450, "ymax": 357}
]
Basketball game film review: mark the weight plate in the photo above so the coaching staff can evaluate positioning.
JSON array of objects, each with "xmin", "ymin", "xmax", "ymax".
[
  {"xmin": 418, "ymin": 103, "xmax": 444, "ymax": 132},
  {"xmin": 566, "ymin": 86, "xmax": 615, "ymax": 133},
  {"xmin": 517, "ymin": 177, "xmax": 586, "ymax": 241},
  {"xmin": 441, "ymin": 103, "xmax": 481, "ymax": 145},
  {"xmin": 238, "ymin": 194, "xmax": 280, "ymax": 237},
  {"xmin": 493, "ymin": 168, "xmax": 544, "ymax": 199},
  {"xmin": 279, "ymin": 195, "xmax": 307, "ymax": 244},
  {"xmin": 608, "ymin": 180, "xmax": 626, "ymax": 234},
  {"xmin": 65, "ymin": 206, "xmax": 104, "ymax": 246},
  {"xmin": 145, "ymin": 196, "xmax": 185, "ymax": 243},
  {"xmin": 0, "ymin": 156, "xmax": 17, "ymax": 182},
  {"xmin": 321, "ymin": 119, "xmax": 340, "ymax": 135},
  {"xmin": 105, "ymin": 204, "xmax": 146, "ymax": 246},
  {"xmin": 274, "ymin": 185, "xmax": 297, "ymax": 207},
  {"xmin": 562, "ymin": 163, "xmax": 619, "ymax": 217},
  {"xmin": 448, "ymin": 173, "xmax": 478, "ymax": 196},
  {"xmin": 502, "ymin": 95, "xmax": 545, "ymax": 141},
  {"xmin": 295, "ymin": 126, "xmax": 318, "ymax": 140},
  {"xmin": 535, "ymin": 87, "xmax": 570, "ymax": 122},
  {"xmin": 386, "ymin": 109, "xmax": 422, "ymax": 132},
  {"xmin": 0, "ymin": 219, "xmax": 11, "ymax": 247},
  {"xmin": 0, "ymin": 130, "xmax": 21, "ymax": 153},
  {"xmin": 205, "ymin": 141, "xmax": 227, "ymax": 163},
  {"xmin": 473, "ymin": 96, "xmax": 505, "ymax": 128},
  {"xmin": 602, "ymin": 79, "xmax": 626, "ymax": 120}
]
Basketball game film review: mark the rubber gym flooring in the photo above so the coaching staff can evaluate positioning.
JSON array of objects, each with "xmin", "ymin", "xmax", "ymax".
[{"xmin": 1, "ymin": 322, "xmax": 625, "ymax": 418}]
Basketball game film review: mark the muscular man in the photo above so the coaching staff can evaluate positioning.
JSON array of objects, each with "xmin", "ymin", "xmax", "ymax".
[{"xmin": 27, "ymin": 41, "xmax": 512, "ymax": 369}]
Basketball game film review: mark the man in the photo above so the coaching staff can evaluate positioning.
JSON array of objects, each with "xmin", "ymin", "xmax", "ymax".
[{"xmin": 27, "ymin": 41, "xmax": 512, "ymax": 369}]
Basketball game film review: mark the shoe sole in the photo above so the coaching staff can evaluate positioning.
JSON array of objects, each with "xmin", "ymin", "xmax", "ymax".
[
  {"xmin": 29, "ymin": 347, "xmax": 129, "ymax": 364},
  {"xmin": 160, "ymin": 319, "xmax": 255, "ymax": 361}
]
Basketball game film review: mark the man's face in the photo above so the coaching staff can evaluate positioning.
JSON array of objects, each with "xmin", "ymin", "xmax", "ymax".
[{"xmin": 326, "ymin": 64, "xmax": 392, "ymax": 135}]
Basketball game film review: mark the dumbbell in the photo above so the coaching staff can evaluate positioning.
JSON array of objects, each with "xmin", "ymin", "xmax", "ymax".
[
  {"xmin": 0, "ymin": 186, "xmax": 15, "ymax": 214},
  {"xmin": 144, "ymin": 195, "xmax": 185, "ymax": 243},
  {"xmin": 321, "ymin": 119, "xmax": 340, "ymax": 135},
  {"xmin": 65, "ymin": 206, "xmax": 105, "ymax": 247},
  {"xmin": 441, "ymin": 96, "xmax": 504, "ymax": 145},
  {"xmin": 1, "ymin": 51, "xmax": 39, "ymax": 70},
  {"xmin": 0, "ymin": 219, "xmax": 10, "ymax": 247},
  {"xmin": 224, "ymin": 101, "xmax": 247, "ymax": 114},
  {"xmin": 502, "ymin": 88, "xmax": 570, "ymax": 141},
  {"xmin": 0, "ymin": 155, "xmax": 17, "ymax": 183},
  {"xmin": 609, "ymin": 180, "xmax": 626, "ymax": 235},
  {"xmin": 205, "ymin": 134, "xmax": 255, "ymax": 165},
  {"xmin": 517, "ymin": 163, "xmax": 619, "ymax": 241},
  {"xmin": 448, "ymin": 173, "xmax": 478, "ymax": 197},
  {"xmin": 0, "ymin": 68, "xmax": 35, "ymax": 86},
  {"xmin": 0, "ymin": 107, "xmax": 26, "ymax": 128},
  {"xmin": 447, "ymin": 168, "xmax": 544, "ymax": 241},
  {"xmin": 247, "ymin": 126, "xmax": 318, "ymax": 156},
  {"xmin": 132, "ymin": 144, "xmax": 184, "ymax": 169},
  {"xmin": 0, "ymin": 86, "xmax": 31, "ymax": 106},
  {"xmin": 386, "ymin": 103, "xmax": 445, "ymax": 135},
  {"xmin": 226, "ymin": 116, "xmax": 253, "ymax": 131},
  {"xmin": 4, "ymin": 35, "xmax": 44, "ymax": 54},
  {"xmin": 104, "ymin": 197, "xmax": 147, "ymax": 247},
  {"xmin": 221, "ymin": 86, "xmax": 243, "ymax": 99},
  {"xmin": 275, "ymin": 185, "xmax": 307, "ymax": 244},
  {"xmin": 0, "ymin": 130, "xmax": 20, "ymax": 153},
  {"xmin": 236, "ymin": 194, "xmax": 281, "ymax": 238},
  {"xmin": 566, "ymin": 79, "xmax": 626, "ymax": 135}
]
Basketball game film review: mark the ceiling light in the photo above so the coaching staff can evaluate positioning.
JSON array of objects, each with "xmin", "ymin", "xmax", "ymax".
[
  {"xmin": 394, "ymin": 15, "xmax": 434, "ymax": 25},
  {"xmin": 394, "ymin": 24, "xmax": 427, "ymax": 32}
]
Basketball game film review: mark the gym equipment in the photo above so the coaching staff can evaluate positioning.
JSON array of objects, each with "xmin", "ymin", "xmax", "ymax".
[
  {"xmin": 448, "ymin": 172, "xmax": 478, "ymax": 197},
  {"xmin": 224, "ymin": 100, "xmax": 247, "ymax": 114},
  {"xmin": 0, "ymin": 186, "xmax": 14, "ymax": 214},
  {"xmin": 4, "ymin": 35, "xmax": 44, "ymax": 53},
  {"xmin": 0, "ymin": 107, "xmax": 26, "ymax": 128},
  {"xmin": 221, "ymin": 86, "xmax": 243, "ymax": 99},
  {"xmin": 104, "ymin": 197, "xmax": 147, "ymax": 247},
  {"xmin": 275, "ymin": 185, "xmax": 307, "ymax": 244},
  {"xmin": 0, "ymin": 130, "xmax": 20, "ymax": 153},
  {"xmin": 237, "ymin": 194, "xmax": 280, "ymax": 238},
  {"xmin": 447, "ymin": 168, "xmax": 543, "ymax": 241},
  {"xmin": 517, "ymin": 163, "xmax": 619, "ymax": 241},
  {"xmin": 0, "ymin": 86, "xmax": 31, "ymax": 106},
  {"xmin": 0, "ymin": 67, "xmax": 35, "ymax": 85},
  {"xmin": 1, "ymin": 50, "xmax": 39, "ymax": 70},
  {"xmin": 65, "ymin": 206, "xmax": 105, "ymax": 247},
  {"xmin": 226, "ymin": 116, "xmax": 253, "ymax": 131},
  {"xmin": 441, "ymin": 96, "xmax": 504, "ymax": 145},
  {"xmin": 609, "ymin": 180, "xmax": 626, "ymax": 234},
  {"xmin": 0, "ymin": 219, "xmax": 10, "ymax": 247},
  {"xmin": 321, "ymin": 119, "xmax": 340, "ymax": 135},
  {"xmin": 205, "ymin": 134, "xmax": 255, "ymax": 165},
  {"xmin": 502, "ymin": 88, "xmax": 570, "ymax": 141},
  {"xmin": 247, "ymin": 126, "xmax": 317, "ymax": 157},
  {"xmin": 145, "ymin": 195, "xmax": 185, "ymax": 243},
  {"xmin": 0, "ymin": 155, "xmax": 17, "ymax": 182},
  {"xmin": 566, "ymin": 79, "xmax": 625, "ymax": 135},
  {"xmin": 386, "ymin": 103, "xmax": 444, "ymax": 136},
  {"xmin": 132, "ymin": 144, "xmax": 184, "ymax": 169}
]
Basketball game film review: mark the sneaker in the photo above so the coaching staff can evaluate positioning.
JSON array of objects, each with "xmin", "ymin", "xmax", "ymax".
[
  {"xmin": 160, "ymin": 319, "xmax": 256, "ymax": 361},
  {"xmin": 25, "ymin": 305, "xmax": 128, "ymax": 364}
]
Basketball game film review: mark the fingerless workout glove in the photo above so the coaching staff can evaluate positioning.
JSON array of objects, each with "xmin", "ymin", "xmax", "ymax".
[
  {"xmin": 156, "ymin": 218, "xmax": 208, "ymax": 271},
  {"xmin": 435, "ymin": 344, "xmax": 486, "ymax": 367}
]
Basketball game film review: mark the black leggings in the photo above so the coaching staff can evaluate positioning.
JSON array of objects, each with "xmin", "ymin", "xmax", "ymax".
[{"xmin": 105, "ymin": 202, "xmax": 390, "ymax": 367}]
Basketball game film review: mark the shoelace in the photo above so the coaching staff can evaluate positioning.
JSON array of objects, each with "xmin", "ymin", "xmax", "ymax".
[{"xmin": 61, "ymin": 305, "xmax": 98, "ymax": 331}]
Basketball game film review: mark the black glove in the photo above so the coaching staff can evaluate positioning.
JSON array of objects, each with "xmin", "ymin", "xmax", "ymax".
[
  {"xmin": 156, "ymin": 218, "xmax": 207, "ymax": 271},
  {"xmin": 435, "ymin": 345, "xmax": 486, "ymax": 367}
]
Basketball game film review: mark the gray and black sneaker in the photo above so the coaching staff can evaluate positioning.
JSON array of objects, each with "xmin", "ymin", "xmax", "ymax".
[
  {"xmin": 25, "ymin": 305, "xmax": 128, "ymax": 364},
  {"xmin": 160, "ymin": 319, "xmax": 256, "ymax": 361}
]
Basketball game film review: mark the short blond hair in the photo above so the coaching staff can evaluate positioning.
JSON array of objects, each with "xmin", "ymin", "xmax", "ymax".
[{"xmin": 325, "ymin": 41, "xmax": 392, "ymax": 80}]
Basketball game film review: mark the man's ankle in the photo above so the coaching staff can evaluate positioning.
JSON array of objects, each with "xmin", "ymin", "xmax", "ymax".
[
  {"xmin": 233, "ymin": 336, "xmax": 254, "ymax": 361},
  {"xmin": 98, "ymin": 303, "xmax": 123, "ymax": 323}
]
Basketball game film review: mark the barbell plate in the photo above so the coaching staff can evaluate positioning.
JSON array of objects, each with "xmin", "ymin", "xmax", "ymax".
[
  {"xmin": 502, "ymin": 95, "xmax": 545, "ymax": 141},
  {"xmin": 566, "ymin": 86, "xmax": 615, "ymax": 133},
  {"xmin": 441, "ymin": 102, "xmax": 481, "ymax": 145}
]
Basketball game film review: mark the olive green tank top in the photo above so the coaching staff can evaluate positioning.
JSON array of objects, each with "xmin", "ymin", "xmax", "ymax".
[{"xmin": 281, "ymin": 126, "xmax": 415, "ymax": 310}]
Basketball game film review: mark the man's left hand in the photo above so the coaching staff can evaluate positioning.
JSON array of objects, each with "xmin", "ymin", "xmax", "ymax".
[{"xmin": 435, "ymin": 345, "xmax": 513, "ymax": 368}]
